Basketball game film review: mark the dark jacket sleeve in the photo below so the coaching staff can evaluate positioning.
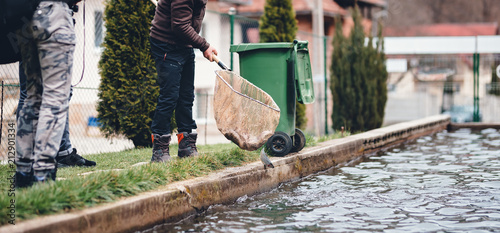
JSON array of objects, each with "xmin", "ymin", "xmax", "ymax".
[{"xmin": 170, "ymin": 0, "xmax": 209, "ymax": 51}]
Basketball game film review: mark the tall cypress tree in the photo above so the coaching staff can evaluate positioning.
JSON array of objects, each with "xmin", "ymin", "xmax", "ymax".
[
  {"xmin": 331, "ymin": 17, "xmax": 353, "ymax": 129},
  {"xmin": 259, "ymin": 0, "xmax": 307, "ymax": 129},
  {"xmin": 259, "ymin": 0, "xmax": 297, "ymax": 42},
  {"xmin": 349, "ymin": 7, "xmax": 366, "ymax": 130},
  {"xmin": 330, "ymin": 6, "xmax": 387, "ymax": 132},
  {"xmin": 97, "ymin": 0, "xmax": 157, "ymax": 147},
  {"xmin": 373, "ymin": 22, "xmax": 388, "ymax": 127}
]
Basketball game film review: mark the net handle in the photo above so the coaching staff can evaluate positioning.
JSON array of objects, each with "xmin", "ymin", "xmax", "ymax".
[{"xmin": 213, "ymin": 54, "xmax": 231, "ymax": 71}]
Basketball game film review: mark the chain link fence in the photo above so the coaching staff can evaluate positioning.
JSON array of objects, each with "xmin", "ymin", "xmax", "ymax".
[
  {"xmin": 0, "ymin": 0, "xmax": 121, "ymax": 160},
  {"xmin": 2, "ymin": 1, "xmax": 500, "ymax": 160}
]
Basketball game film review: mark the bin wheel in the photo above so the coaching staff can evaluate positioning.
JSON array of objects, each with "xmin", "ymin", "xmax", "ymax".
[
  {"xmin": 290, "ymin": 128, "xmax": 306, "ymax": 153},
  {"xmin": 265, "ymin": 131, "xmax": 292, "ymax": 157}
]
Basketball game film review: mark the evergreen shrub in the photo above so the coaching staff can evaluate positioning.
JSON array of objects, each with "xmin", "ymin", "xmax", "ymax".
[
  {"xmin": 330, "ymin": 6, "xmax": 387, "ymax": 132},
  {"xmin": 97, "ymin": 0, "xmax": 158, "ymax": 147}
]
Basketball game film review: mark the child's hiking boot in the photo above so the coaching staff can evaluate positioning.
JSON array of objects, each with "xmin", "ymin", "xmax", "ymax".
[
  {"xmin": 151, "ymin": 134, "xmax": 172, "ymax": 162},
  {"xmin": 177, "ymin": 132, "xmax": 198, "ymax": 158}
]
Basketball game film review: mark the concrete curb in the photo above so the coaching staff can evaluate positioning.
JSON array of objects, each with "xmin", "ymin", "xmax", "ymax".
[
  {"xmin": 1, "ymin": 115, "xmax": 451, "ymax": 233},
  {"xmin": 447, "ymin": 122, "xmax": 500, "ymax": 130}
]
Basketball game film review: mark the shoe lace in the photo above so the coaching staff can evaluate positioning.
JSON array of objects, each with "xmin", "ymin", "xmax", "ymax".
[
  {"xmin": 185, "ymin": 137, "xmax": 197, "ymax": 151},
  {"xmin": 70, "ymin": 150, "xmax": 84, "ymax": 161},
  {"xmin": 154, "ymin": 143, "xmax": 169, "ymax": 151},
  {"xmin": 161, "ymin": 145, "xmax": 170, "ymax": 153}
]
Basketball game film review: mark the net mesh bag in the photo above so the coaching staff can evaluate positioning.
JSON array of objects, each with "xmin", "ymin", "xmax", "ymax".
[{"xmin": 213, "ymin": 70, "xmax": 280, "ymax": 151}]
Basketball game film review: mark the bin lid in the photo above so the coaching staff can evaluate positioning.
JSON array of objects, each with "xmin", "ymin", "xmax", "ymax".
[
  {"xmin": 230, "ymin": 42, "xmax": 295, "ymax": 53},
  {"xmin": 293, "ymin": 43, "xmax": 315, "ymax": 104}
]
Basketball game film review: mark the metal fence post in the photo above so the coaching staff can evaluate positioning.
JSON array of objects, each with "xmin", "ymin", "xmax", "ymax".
[
  {"xmin": 323, "ymin": 36, "xmax": 328, "ymax": 135},
  {"xmin": 473, "ymin": 36, "xmax": 480, "ymax": 122},
  {"xmin": 229, "ymin": 7, "xmax": 236, "ymax": 71},
  {"xmin": 473, "ymin": 53, "xmax": 480, "ymax": 122},
  {"xmin": 474, "ymin": 53, "xmax": 480, "ymax": 122}
]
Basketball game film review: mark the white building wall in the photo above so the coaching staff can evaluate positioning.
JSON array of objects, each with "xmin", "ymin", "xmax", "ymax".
[{"xmin": 71, "ymin": 0, "xmax": 106, "ymax": 104}]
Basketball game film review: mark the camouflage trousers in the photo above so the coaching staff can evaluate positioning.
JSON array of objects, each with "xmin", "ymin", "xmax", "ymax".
[{"xmin": 14, "ymin": 1, "xmax": 75, "ymax": 176}]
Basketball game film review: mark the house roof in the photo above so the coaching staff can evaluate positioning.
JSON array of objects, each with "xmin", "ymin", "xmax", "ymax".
[
  {"xmin": 384, "ymin": 23, "xmax": 499, "ymax": 37},
  {"xmin": 216, "ymin": 0, "xmax": 346, "ymax": 18},
  {"xmin": 358, "ymin": 0, "xmax": 386, "ymax": 7},
  {"xmin": 334, "ymin": 0, "xmax": 386, "ymax": 8},
  {"xmin": 294, "ymin": 0, "xmax": 347, "ymax": 17}
]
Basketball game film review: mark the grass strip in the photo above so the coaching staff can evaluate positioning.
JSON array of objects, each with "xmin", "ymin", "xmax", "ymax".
[{"xmin": 0, "ymin": 131, "xmax": 347, "ymax": 225}]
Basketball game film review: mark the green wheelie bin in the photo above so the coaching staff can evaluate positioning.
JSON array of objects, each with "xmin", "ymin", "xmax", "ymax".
[{"xmin": 230, "ymin": 40, "xmax": 315, "ymax": 156}]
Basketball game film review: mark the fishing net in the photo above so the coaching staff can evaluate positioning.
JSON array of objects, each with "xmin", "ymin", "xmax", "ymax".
[{"xmin": 213, "ymin": 70, "xmax": 280, "ymax": 151}]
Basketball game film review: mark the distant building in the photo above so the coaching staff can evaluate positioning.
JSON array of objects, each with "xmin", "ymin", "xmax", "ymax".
[{"xmin": 384, "ymin": 22, "xmax": 499, "ymax": 37}]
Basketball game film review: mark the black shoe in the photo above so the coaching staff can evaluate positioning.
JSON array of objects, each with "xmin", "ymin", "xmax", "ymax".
[
  {"xmin": 15, "ymin": 170, "xmax": 34, "ymax": 188},
  {"xmin": 57, "ymin": 149, "xmax": 96, "ymax": 167},
  {"xmin": 177, "ymin": 132, "xmax": 198, "ymax": 158},
  {"xmin": 33, "ymin": 168, "xmax": 57, "ymax": 184}
]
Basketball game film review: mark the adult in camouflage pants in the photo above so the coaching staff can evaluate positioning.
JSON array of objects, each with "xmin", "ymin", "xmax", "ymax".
[{"xmin": 15, "ymin": 1, "xmax": 75, "ymax": 187}]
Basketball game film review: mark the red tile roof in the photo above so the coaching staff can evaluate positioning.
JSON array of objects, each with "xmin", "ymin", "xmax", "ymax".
[
  {"xmin": 358, "ymin": 0, "xmax": 386, "ymax": 7},
  {"xmin": 216, "ymin": 0, "xmax": 346, "ymax": 17},
  {"xmin": 384, "ymin": 23, "xmax": 499, "ymax": 37},
  {"xmin": 295, "ymin": 0, "xmax": 347, "ymax": 17}
]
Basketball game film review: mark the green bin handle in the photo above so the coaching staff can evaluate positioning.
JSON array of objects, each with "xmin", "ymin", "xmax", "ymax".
[{"xmin": 292, "ymin": 40, "xmax": 315, "ymax": 104}]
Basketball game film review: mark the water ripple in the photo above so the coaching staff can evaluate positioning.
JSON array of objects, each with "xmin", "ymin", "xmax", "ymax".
[{"xmin": 144, "ymin": 129, "xmax": 500, "ymax": 232}]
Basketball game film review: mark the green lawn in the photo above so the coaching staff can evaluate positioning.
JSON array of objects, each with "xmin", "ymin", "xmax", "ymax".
[{"xmin": 0, "ymin": 131, "xmax": 347, "ymax": 225}]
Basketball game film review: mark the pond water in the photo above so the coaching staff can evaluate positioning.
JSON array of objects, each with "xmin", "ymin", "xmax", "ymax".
[{"xmin": 142, "ymin": 128, "xmax": 500, "ymax": 233}]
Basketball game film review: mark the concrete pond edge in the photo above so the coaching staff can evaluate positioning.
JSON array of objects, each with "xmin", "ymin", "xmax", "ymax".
[{"xmin": 2, "ymin": 115, "xmax": 466, "ymax": 233}]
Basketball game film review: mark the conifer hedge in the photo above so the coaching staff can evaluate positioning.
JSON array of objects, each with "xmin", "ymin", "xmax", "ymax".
[
  {"xmin": 259, "ymin": 0, "xmax": 307, "ymax": 130},
  {"xmin": 330, "ymin": 6, "xmax": 388, "ymax": 132},
  {"xmin": 97, "ymin": 0, "xmax": 157, "ymax": 147}
]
